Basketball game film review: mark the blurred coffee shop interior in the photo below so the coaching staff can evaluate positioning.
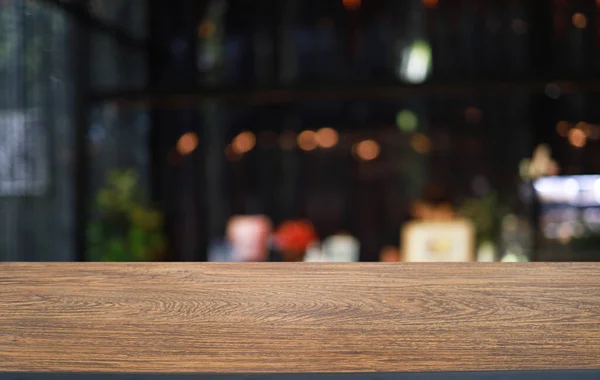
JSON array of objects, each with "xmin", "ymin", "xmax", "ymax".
[{"xmin": 1, "ymin": 0, "xmax": 600, "ymax": 263}]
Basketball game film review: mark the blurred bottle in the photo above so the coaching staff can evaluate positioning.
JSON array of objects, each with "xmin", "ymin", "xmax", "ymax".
[
  {"xmin": 500, "ymin": 214, "xmax": 532, "ymax": 262},
  {"xmin": 379, "ymin": 246, "xmax": 401, "ymax": 262},
  {"xmin": 476, "ymin": 241, "xmax": 495, "ymax": 262},
  {"xmin": 226, "ymin": 215, "xmax": 272, "ymax": 262},
  {"xmin": 208, "ymin": 239, "xmax": 234, "ymax": 262},
  {"xmin": 304, "ymin": 241, "xmax": 327, "ymax": 262},
  {"xmin": 322, "ymin": 233, "xmax": 360, "ymax": 262},
  {"xmin": 273, "ymin": 220, "xmax": 318, "ymax": 261}
]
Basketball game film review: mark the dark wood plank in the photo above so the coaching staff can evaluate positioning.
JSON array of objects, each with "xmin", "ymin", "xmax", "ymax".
[{"xmin": 0, "ymin": 263, "xmax": 599, "ymax": 373}]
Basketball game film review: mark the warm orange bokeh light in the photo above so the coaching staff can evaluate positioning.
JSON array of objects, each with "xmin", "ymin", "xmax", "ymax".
[
  {"xmin": 355, "ymin": 140, "xmax": 380, "ymax": 161},
  {"xmin": 423, "ymin": 0, "xmax": 438, "ymax": 9},
  {"xmin": 572, "ymin": 13, "xmax": 587, "ymax": 29},
  {"xmin": 576, "ymin": 121, "xmax": 591, "ymax": 137},
  {"xmin": 410, "ymin": 133, "xmax": 432, "ymax": 154},
  {"xmin": 589, "ymin": 125, "xmax": 600, "ymax": 140},
  {"xmin": 232, "ymin": 131, "xmax": 256, "ymax": 154},
  {"xmin": 176, "ymin": 132, "xmax": 199, "ymax": 155},
  {"xmin": 225, "ymin": 144, "xmax": 241, "ymax": 161},
  {"xmin": 556, "ymin": 121, "xmax": 570, "ymax": 137},
  {"xmin": 297, "ymin": 130, "xmax": 318, "ymax": 151},
  {"xmin": 568, "ymin": 128, "xmax": 587, "ymax": 148},
  {"xmin": 465, "ymin": 106, "xmax": 482, "ymax": 125},
  {"xmin": 198, "ymin": 20, "xmax": 216, "ymax": 38},
  {"xmin": 343, "ymin": 0, "xmax": 361, "ymax": 11},
  {"xmin": 315, "ymin": 127, "xmax": 339, "ymax": 148}
]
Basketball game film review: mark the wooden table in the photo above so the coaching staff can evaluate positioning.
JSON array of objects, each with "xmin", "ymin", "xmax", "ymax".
[{"xmin": 0, "ymin": 263, "xmax": 599, "ymax": 373}]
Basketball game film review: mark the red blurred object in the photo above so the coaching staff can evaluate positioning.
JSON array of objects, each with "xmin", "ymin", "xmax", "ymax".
[
  {"xmin": 380, "ymin": 246, "xmax": 401, "ymax": 262},
  {"xmin": 273, "ymin": 220, "xmax": 317, "ymax": 260}
]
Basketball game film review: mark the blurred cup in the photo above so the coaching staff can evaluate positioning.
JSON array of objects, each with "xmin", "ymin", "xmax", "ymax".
[
  {"xmin": 322, "ymin": 233, "xmax": 360, "ymax": 262},
  {"xmin": 226, "ymin": 215, "xmax": 272, "ymax": 262}
]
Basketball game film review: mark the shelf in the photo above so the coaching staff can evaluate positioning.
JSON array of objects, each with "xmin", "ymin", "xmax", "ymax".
[{"xmin": 89, "ymin": 78, "xmax": 600, "ymax": 107}]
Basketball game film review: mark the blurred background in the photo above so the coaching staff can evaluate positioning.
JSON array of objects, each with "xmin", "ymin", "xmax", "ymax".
[{"xmin": 1, "ymin": 0, "xmax": 599, "ymax": 263}]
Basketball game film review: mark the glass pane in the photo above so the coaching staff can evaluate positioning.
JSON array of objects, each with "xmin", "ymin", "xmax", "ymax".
[
  {"xmin": 88, "ymin": 0, "xmax": 147, "ymax": 39},
  {"xmin": 90, "ymin": 32, "xmax": 147, "ymax": 90},
  {"xmin": 86, "ymin": 104, "xmax": 158, "ymax": 262},
  {"xmin": 0, "ymin": 0, "xmax": 75, "ymax": 261}
]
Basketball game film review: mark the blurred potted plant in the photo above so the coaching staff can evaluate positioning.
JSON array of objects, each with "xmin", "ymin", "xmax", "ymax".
[
  {"xmin": 86, "ymin": 169, "xmax": 167, "ymax": 261},
  {"xmin": 459, "ymin": 192, "xmax": 509, "ymax": 262}
]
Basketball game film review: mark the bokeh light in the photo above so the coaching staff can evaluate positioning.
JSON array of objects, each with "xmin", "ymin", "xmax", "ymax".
[
  {"xmin": 315, "ymin": 127, "xmax": 339, "ymax": 148},
  {"xmin": 594, "ymin": 179, "xmax": 600, "ymax": 204},
  {"xmin": 422, "ymin": 0, "xmax": 438, "ymax": 9},
  {"xmin": 396, "ymin": 110, "xmax": 418, "ymax": 132},
  {"xmin": 576, "ymin": 122, "xmax": 591, "ymax": 137},
  {"xmin": 342, "ymin": 0, "xmax": 361, "ymax": 11},
  {"xmin": 198, "ymin": 20, "xmax": 216, "ymax": 39},
  {"xmin": 232, "ymin": 131, "xmax": 256, "ymax": 154},
  {"xmin": 225, "ymin": 144, "xmax": 241, "ymax": 162},
  {"xmin": 568, "ymin": 128, "xmax": 587, "ymax": 148},
  {"xmin": 572, "ymin": 13, "xmax": 587, "ymax": 29},
  {"xmin": 399, "ymin": 40, "xmax": 432, "ymax": 84},
  {"xmin": 556, "ymin": 121, "xmax": 570, "ymax": 137},
  {"xmin": 176, "ymin": 132, "xmax": 199, "ymax": 155},
  {"xmin": 354, "ymin": 140, "xmax": 380, "ymax": 161},
  {"xmin": 557, "ymin": 222, "xmax": 574, "ymax": 245},
  {"xmin": 465, "ymin": 107, "xmax": 483, "ymax": 125},
  {"xmin": 589, "ymin": 125, "xmax": 600, "ymax": 140},
  {"xmin": 297, "ymin": 130, "xmax": 318, "ymax": 151},
  {"xmin": 410, "ymin": 133, "xmax": 432, "ymax": 154}
]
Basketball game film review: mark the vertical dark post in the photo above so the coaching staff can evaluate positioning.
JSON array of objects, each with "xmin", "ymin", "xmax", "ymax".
[
  {"xmin": 276, "ymin": 0, "xmax": 299, "ymax": 222},
  {"xmin": 202, "ymin": 0, "xmax": 229, "ymax": 257},
  {"xmin": 148, "ymin": 0, "xmax": 208, "ymax": 261},
  {"xmin": 73, "ymin": 2, "xmax": 90, "ymax": 261},
  {"xmin": 277, "ymin": 0, "xmax": 298, "ymax": 86},
  {"xmin": 148, "ymin": 0, "xmax": 162, "ymax": 207},
  {"xmin": 203, "ymin": 102, "xmax": 228, "ymax": 250},
  {"xmin": 527, "ymin": 0, "xmax": 554, "ymax": 262},
  {"xmin": 253, "ymin": 0, "xmax": 276, "ymax": 218}
]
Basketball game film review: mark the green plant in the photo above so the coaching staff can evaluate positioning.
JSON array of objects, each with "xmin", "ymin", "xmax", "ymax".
[
  {"xmin": 86, "ymin": 169, "xmax": 167, "ymax": 261},
  {"xmin": 459, "ymin": 192, "xmax": 509, "ymax": 246}
]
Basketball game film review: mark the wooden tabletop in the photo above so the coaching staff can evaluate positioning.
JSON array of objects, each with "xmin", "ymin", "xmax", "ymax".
[{"xmin": 1, "ymin": 263, "xmax": 599, "ymax": 373}]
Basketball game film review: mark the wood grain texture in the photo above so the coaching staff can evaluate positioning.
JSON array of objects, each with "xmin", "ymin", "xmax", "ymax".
[{"xmin": 0, "ymin": 263, "xmax": 599, "ymax": 373}]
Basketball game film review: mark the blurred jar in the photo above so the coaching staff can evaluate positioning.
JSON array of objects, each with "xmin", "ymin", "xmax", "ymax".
[
  {"xmin": 226, "ymin": 215, "xmax": 272, "ymax": 262},
  {"xmin": 273, "ymin": 220, "xmax": 318, "ymax": 262}
]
